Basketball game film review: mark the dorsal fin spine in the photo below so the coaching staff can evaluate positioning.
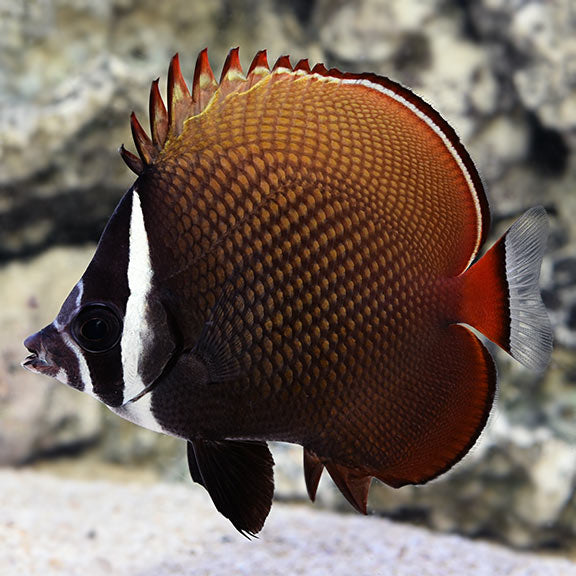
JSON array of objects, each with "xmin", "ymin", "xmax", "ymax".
[
  {"xmin": 130, "ymin": 112, "xmax": 154, "ymax": 166},
  {"xmin": 217, "ymin": 48, "xmax": 246, "ymax": 99},
  {"xmin": 167, "ymin": 53, "xmax": 192, "ymax": 138},
  {"xmin": 220, "ymin": 47, "xmax": 243, "ymax": 83},
  {"xmin": 294, "ymin": 58, "xmax": 310, "ymax": 73},
  {"xmin": 192, "ymin": 48, "xmax": 217, "ymax": 115},
  {"xmin": 272, "ymin": 55, "xmax": 292, "ymax": 71},
  {"xmin": 311, "ymin": 63, "xmax": 328, "ymax": 76},
  {"xmin": 247, "ymin": 50, "xmax": 269, "ymax": 75},
  {"xmin": 149, "ymin": 78, "xmax": 168, "ymax": 150},
  {"xmin": 119, "ymin": 144, "xmax": 144, "ymax": 175}
]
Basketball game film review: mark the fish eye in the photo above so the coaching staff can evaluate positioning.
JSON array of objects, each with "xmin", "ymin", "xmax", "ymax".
[{"xmin": 72, "ymin": 303, "xmax": 122, "ymax": 353}]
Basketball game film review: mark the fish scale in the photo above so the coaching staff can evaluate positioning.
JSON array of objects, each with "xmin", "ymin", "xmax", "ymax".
[
  {"xmin": 22, "ymin": 48, "xmax": 552, "ymax": 535},
  {"xmin": 144, "ymin": 118, "xmax": 439, "ymax": 453}
]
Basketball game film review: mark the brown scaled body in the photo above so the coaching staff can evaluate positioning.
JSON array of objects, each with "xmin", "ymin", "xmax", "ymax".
[
  {"xmin": 131, "ymin": 50, "xmax": 494, "ymax": 507},
  {"xmin": 22, "ymin": 48, "xmax": 551, "ymax": 535}
]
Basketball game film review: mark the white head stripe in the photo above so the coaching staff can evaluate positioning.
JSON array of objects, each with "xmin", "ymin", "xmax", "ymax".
[
  {"xmin": 331, "ymin": 76, "xmax": 483, "ymax": 269},
  {"xmin": 121, "ymin": 189, "xmax": 154, "ymax": 402},
  {"xmin": 59, "ymin": 280, "xmax": 95, "ymax": 394}
]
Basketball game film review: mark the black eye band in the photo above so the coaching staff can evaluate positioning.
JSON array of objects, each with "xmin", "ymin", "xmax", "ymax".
[{"xmin": 71, "ymin": 303, "xmax": 123, "ymax": 353}]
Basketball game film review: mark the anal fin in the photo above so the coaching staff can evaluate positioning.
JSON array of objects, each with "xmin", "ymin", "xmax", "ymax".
[
  {"xmin": 324, "ymin": 461, "xmax": 372, "ymax": 514},
  {"xmin": 186, "ymin": 439, "xmax": 275, "ymax": 536},
  {"xmin": 303, "ymin": 448, "xmax": 325, "ymax": 502}
]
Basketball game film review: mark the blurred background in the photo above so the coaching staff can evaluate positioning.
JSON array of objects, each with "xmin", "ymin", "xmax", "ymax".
[{"xmin": 1, "ymin": 0, "xmax": 575, "ymax": 556}]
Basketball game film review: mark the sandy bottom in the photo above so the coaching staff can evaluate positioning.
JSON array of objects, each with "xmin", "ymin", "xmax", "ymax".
[{"xmin": 0, "ymin": 469, "xmax": 574, "ymax": 576}]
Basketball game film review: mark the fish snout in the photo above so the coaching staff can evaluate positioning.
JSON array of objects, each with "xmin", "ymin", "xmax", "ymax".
[{"xmin": 22, "ymin": 328, "xmax": 57, "ymax": 376}]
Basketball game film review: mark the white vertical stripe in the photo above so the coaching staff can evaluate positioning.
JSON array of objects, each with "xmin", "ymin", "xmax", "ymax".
[
  {"xmin": 58, "ymin": 280, "xmax": 95, "ymax": 394},
  {"xmin": 121, "ymin": 189, "xmax": 154, "ymax": 402},
  {"xmin": 111, "ymin": 394, "xmax": 166, "ymax": 434}
]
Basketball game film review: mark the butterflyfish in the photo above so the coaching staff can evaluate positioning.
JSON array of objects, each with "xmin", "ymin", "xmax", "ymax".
[{"xmin": 23, "ymin": 49, "xmax": 553, "ymax": 536}]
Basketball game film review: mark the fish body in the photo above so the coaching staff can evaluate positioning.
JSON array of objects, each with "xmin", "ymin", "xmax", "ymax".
[{"xmin": 23, "ymin": 49, "xmax": 553, "ymax": 535}]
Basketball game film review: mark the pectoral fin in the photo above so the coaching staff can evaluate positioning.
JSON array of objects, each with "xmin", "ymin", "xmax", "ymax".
[
  {"xmin": 186, "ymin": 439, "xmax": 275, "ymax": 536},
  {"xmin": 193, "ymin": 283, "xmax": 244, "ymax": 383}
]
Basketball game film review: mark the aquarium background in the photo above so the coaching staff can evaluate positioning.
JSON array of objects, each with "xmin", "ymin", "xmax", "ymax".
[{"xmin": 1, "ymin": 0, "xmax": 575, "ymax": 561}]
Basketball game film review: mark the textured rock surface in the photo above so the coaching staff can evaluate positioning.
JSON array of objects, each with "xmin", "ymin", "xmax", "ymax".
[
  {"xmin": 0, "ymin": 0, "xmax": 314, "ymax": 260},
  {"xmin": 1, "ymin": 0, "xmax": 576, "ymax": 552},
  {"xmin": 0, "ymin": 247, "xmax": 102, "ymax": 464},
  {"xmin": 1, "ymin": 469, "xmax": 574, "ymax": 576}
]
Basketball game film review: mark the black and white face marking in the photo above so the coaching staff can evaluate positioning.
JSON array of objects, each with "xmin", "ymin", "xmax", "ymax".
[
  {"xmin": 114, "ymin": 188, "xmax": 175, "ymax": 432},
  {"xmin": 23, "ymin": 187, "xmax": 178, "ymax": 435},
  {"xmin": 23, "ymin": 281, "xmax": 94, "ymax": 393},
  {"xmin": 120, "ymin": 189, "xmax": 154, "ymax": 402}
]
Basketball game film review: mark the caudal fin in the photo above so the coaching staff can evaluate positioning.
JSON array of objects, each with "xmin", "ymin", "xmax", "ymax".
[{"xmin": 460, "ymin": 206, "xmax": 553, "ymax": 372}]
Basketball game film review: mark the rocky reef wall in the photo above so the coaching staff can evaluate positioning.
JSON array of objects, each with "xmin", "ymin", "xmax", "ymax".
[{"xmin": 1, "ymin": 0, "xmax": 575, "ymax": 549}]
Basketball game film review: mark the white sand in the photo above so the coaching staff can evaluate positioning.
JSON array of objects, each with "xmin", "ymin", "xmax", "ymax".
[{"xmin": 0, "ymin": 469, "xmax": 573, "ymax": 576}]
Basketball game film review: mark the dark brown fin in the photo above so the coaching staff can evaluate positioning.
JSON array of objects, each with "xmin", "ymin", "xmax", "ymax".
[
  {"xmin": 119, "ymin": 144, "xmax": 144, "ymax": 175},
  {"xmin": 130, "ymin": 112, "xmax": 154, "ymax": 166},
  {"xmin": 303, "ymin": 448, "xmax": 325, "ymax": 502},
  {"xmin": 186, "ymin": 439, "xmax": 275, "ymax": 537},
  {"xmin": 149, "ymin": 78, "xmax": 168, "ymax": 150},
  {"xmin": 192, "ymin": 48, "xmax": 218, "ymax": 116},
  {"xmin": 324, "ymin": 461, "xmax": 371, "ymax": 514},
  {"xmin": 167, "ymin": 53, "xmax": 192, "ymax": 138}
]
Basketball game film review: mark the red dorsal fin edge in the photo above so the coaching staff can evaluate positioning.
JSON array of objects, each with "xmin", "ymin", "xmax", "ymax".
[{"xmin": 121, "ymin": 46, "xmax": 489, "ymax": 245}]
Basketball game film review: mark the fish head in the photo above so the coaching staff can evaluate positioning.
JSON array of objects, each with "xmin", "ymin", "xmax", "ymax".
[{"xmin": 22, "ymin": 187, "xmax": 178, "ymax": 409}]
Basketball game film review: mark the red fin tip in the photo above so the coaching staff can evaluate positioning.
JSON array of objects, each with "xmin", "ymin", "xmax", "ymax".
[
  {"xmin": 168, "ymin": 53, "xmax": 192, "ymax": 137},
  {"xmin": 192, "ymin": 48, "xmax": 217, "ymax": 114},
  {"xmin": 247, "ymin": 50, "xmax": 269, "ymax": 75},
  {"xmin": 149, "ymin": 78, "xmax": 168, "ymax": 149},
  {"xmin": 220, "ymin": 47, "xmax": 244, "ymax": 83},
  {"xmin": 311, "ymin": 63, "xmax": 329, "ymax": 76},
  {"xmin": 294, "ymin": 58, "xmax": 311, "ymax": 73},
  {"xmin": 272, "ymin": 55, "xmax": 292, "ymax": 71}
]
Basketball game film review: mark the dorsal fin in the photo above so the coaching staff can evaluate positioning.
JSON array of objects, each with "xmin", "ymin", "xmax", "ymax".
[
  {"xmin": 149, "ymin": 78, "xmax": 168, "ymax": 150},
  {"xmin": 247, "ymin": 49, "xmax": 269, "ymax": 75},
  {"xmin": 246, "ymin": 50, "xmax": 270, "ymax": 89},
  {"xmin": 294, "ymin": 58, "xmax": 311, "ymax": 73},
  {"xmin": 192, "ymin": 48, "xmax": 218, "ymax": 116},
  {"xmin": 119, "ymin": 47, "xmax": 489, "ymax": 256},
  {"xmin": 272, "ymin": 55, "xmax": 292, "ymax": 71},
  {"xmin": 129, "ymin": 111, "xmax": 154, "ymax": 166},
  {"xmin": 119, "ymin": 144, "xmax": 144, "ymax": 175},
  {"xmin": 218, "ymin": 47, "xmax": 246, "ymax": 97},
  {"xmin": 167, "ymin": 53, "xmax": 192, "ymax": 139},
  {"xmin": 311, "ymin": 62, "xmax": 328, "ymax": 76}
]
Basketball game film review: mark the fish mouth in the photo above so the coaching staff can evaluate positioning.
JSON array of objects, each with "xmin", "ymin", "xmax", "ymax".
[
  {"xmin": 22, "ymin": 331, "xmax": 56, "ymax": 376},
  {"xmin": 21, "ymin": 351, "xmax": 55, "ymax": 375},
  {"xmin": 21, "ymin": 352, "xmax": 39, "ymax": 371}
]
